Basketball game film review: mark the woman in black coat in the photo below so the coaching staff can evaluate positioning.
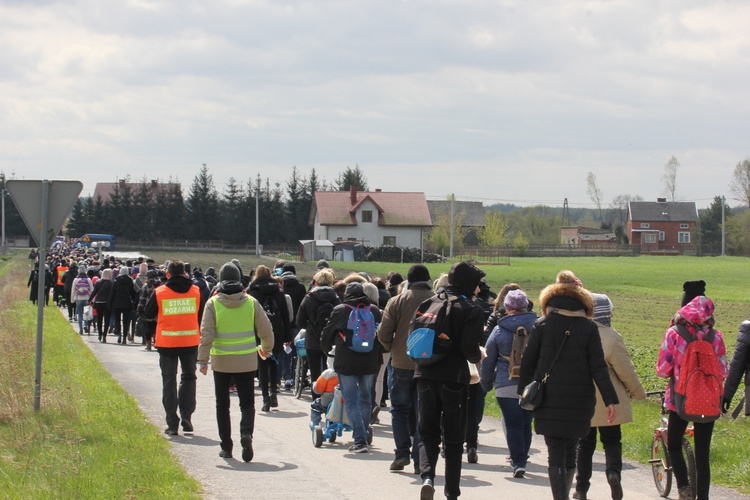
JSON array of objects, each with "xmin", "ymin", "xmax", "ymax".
[
  {"xmin": 723, "ymin": 319, "xmax": 750, "ymax": 416},
  {"xmin": 518, "ymin": 271, "xmax": 618, "ymax": 500},
  {"xmin": 247, "ymin": 265, "xmax": 291, "ymax": 412}
]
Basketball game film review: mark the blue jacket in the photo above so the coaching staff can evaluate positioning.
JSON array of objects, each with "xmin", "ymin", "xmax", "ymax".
[{"xmin": 480, "ymin": 311, "xmax": 537, "ymax": 393}]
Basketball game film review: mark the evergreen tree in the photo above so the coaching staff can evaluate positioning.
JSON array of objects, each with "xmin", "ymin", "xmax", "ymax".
[
  {"xmin": 1, "ymin": 172, "xmax": 32, "ymax": 239},
  {"xmin": 132, "ymin": 178, "xmax": 156, "ymax": 241},
  {"xmin": 699, "ymin": 196, "xmax": 731, "ymax": 255},
  {"xmin": 92, "ymin": 195, "xmax": 106, "ymax": 234},
  {"xmin": 220, "ymin": 177, "xmax": 246, "ymax": 244},
  {"xmin": 66, "ymin": 198, "xmax": 87, "ymax": 236},
  {"xmin": 155, "ymin": 179, "xmax": 185, "ymax": 240},
  {"xmin": 286, "ymin": 167, "xmax": 311, "ymax": 243},
  {"xmin": 186, "ymin": 165, "xmax": 219, "ymax": 240},
  {"xmin": 335, "ymin": 164, "xmax": 368, "ymax": 191}
]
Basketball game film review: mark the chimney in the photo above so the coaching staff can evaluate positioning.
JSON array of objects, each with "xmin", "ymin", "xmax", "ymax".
[
  {"xmin": 119, "ymin": 179, "xmax": 126, "ymax": 185},
  {"xmin": 151, "ymin": 179, "xmax": 158, "ymax": 187},
  {"xmin": 375, "ymin": 188, "xmax": 382, "ymax": 192},
  {"xmin": 350, "ymin": 185, "xmax": 357, "ymax": 205},
  {"xmin": 657, "ymin": 198, "xmax": 667, "ymax": 203}
]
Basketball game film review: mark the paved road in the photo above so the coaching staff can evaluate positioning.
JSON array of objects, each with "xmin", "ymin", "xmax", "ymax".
[{"xmin": 76, "ymin": 323, "xmax": 746, "ymax": 499}]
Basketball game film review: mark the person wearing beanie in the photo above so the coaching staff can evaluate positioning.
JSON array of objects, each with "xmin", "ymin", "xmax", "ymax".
[
  {"xmin": 480, "ymin": 287, "xmax": 538, "ymax": 478},
  {"xmin": 377, "ymin": 264, "xmax": 433, "ymax": 473},
  {"xmin": 198, "ymin": 262, "xmax": 275, "ymax": 461},
  {"xmin": 316, "ymin": 259, "xmax": 330, "ymax": 270},
  {"xmin": 279, "ymin": 267, "xmax": 307, "ymax": 390},
  {"xmin": 90, "ymin": 268, "xmax": 114, "ymax": 341},
  {"xmin": 387, "ymin": 272, "xmax": 404, "ymax": 297},
  {"xmin": 681, "ymin": 280, "xmax": 706, "ymax": 307},
  {"xmin": 62, "ymin": 260, "xmax": 79, "ymax": 321},
  {"xmin": 518, "ymin": 272, "xmax": 618, "ymax": 500},
  {"xmin": 134, "ymin": 263, "xmax": 149, "ymax": 295},
  {"xmin": 143, "ymin": 259, "xmax": 206, "ymax": 436},
  {"xmin": 574, "ymin": 294, "xmax": 646, "ymax": 500},
  {"xmin": 321, "ymin": 282, "xmax": 383, "ymax": 455}
]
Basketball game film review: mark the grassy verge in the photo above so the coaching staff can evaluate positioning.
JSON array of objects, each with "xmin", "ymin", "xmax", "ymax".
[{"xmin": 0, "ymin": 254, "xmax": 202, "ymax": 498}]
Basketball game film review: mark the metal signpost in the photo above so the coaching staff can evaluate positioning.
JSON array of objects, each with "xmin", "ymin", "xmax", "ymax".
[{"xmin": 5, "ymin": 179, "xmax": 83, "ymax": 411}]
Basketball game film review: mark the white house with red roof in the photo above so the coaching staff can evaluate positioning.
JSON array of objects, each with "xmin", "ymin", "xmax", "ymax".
[{"xmin": 309, "ymin": 187, "xmax": 432, "ymax": 248}]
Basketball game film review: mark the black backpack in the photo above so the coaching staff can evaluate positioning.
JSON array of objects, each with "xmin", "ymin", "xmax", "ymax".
[
  {"xmin": 407, "ymin": 291, "xmax": 457, "ymax": 367},
  {"xmin": 262, "ymin": 295, "xmax": 284, "ymax": 334},
  {"xmin": 313, "ymin": 300, "xmax": 335, "ymax": 336}
]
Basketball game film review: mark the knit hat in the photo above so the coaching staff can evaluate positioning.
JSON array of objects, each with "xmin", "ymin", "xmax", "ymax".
[
  {"xmin": 681, "ymin": 280, "xmax": 706, "ymax": 307},
  {"xmin": 388, "ymin": 273, "xmax": 404, "ymax": 287},
  {"xmin": 281, "ymin": 271, "xmax": 295, "ymax": 281},
  {"xmin": 205, "ymin": 267, "xmax": 216, "ymax": 277},
  {"xmin": 407, "ymin": 264, "xmax": 430, "ymax": 283},
  {"xmin": 78, "ymin": 266, "xmax": 87, "ymax": 275},
  {"xmin": 316, "ymin": 259, "xmax": 330, "ymax": 270},
  {"xmin": 119, "ymin": 266, "xmax": 129, "ymax": 277},
  {"xmin": 592, "ymin": 293, "xmax": 613, "ymax": 326},
  {"xmin": 504, "ymin": 289, "xmax": 529, "ymax": 312},
  {"xmin": 219, "ymin": 262, "xmax": 241, "ymax": 282},
  {"xmin": 282, "ymin": 264, "xmax": 296, "ymax": 275}
]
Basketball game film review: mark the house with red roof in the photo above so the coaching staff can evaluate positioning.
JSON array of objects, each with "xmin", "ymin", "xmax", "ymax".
[
  {"xmin": 627, "ymin": 199, "xmax": 698, "ymax": 254},
  {"xmin": 309, "ymin": 187, "xmax": 432, "ymax": 248}
]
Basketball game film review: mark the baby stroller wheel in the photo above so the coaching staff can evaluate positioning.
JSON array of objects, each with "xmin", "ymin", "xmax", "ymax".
[
  {"xmin": 328, "ymin": 432, "xmax": 336, "ymax": 443},
  {"xmin": 313, "ymin": 425, "xmax": 323, "ymax": 448},
  {"xmin": 367, "ymin": 426, "xmax": 373, "ymax": 445}
]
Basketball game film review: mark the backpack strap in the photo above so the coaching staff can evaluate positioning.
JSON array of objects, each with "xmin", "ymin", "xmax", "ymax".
[
  {"xmin": 540, "ymin": 319, "xmax": 575, "ymax": 383},
  {"xmin": 674, "ymin": 323, "xmax": 715, "ymax": 344}
]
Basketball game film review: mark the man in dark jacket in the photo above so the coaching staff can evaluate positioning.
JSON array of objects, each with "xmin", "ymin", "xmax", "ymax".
[
  {"xmin": 280, "ymin": 265, "xmax": 306, "ymax": 389},
  {"xmin": 108, "ymin": 266, "xmax": 138, "ymax": 344},
  {"xmin": 416, "ymin": 262, "xmax": 484, "ymax": 500},
  {"xmin": 377, "ymin": 264, "xmax": 433, "ymax": 473},
  {"xmin": 321, "ymin": 282, "xmax": 382, "ymax": 454}
]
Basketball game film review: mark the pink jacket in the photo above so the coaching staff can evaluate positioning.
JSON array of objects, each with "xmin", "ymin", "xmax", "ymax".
[{"xmin": 656, "ymin": 296, "xmax": 727, "ymax": 411}]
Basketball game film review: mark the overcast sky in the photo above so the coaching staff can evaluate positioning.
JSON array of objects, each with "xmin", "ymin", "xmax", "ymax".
[{"xmin": 2, "ymin": 0, "xmax": 748, "ymax": 209}]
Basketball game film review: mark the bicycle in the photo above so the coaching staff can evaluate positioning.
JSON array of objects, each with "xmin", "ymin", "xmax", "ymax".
[
  {"xmin": 647, "ymin": 390, "xmax": 696, "ymax": 498},
  {"xmin": 293, "ymin": 335, "xmax": 309, "ymax": 399}
]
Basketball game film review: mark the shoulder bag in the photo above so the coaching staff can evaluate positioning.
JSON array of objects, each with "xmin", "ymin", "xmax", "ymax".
[{"xmin": 519, "ymin": 320, "xmax": 575, "ymax": 411}]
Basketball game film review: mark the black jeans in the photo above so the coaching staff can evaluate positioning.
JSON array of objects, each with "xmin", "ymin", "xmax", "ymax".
[
  {"xmin": 417, "ymin": 379, "xmax": 469, "ymax": 498},
  {"xmin": 465, "ymin": 383, "xmax": 486, "ymax": 449},
  {"xmin": 576, "ymin": 425, "xmax": 622, "ymax": 493},
  {"xmin": 257, "ymin": 356, "xmax": 278, "ymax": 401},
  {"xmin": 94, "ymin": 303, "xmax": 111, "ymax": 335},
  {"xmin": 668, "ymin": 411, "xmax": 714, "ymax": 500},
  {"xmin": 213, "ymin": 370, "xmax": 255, "ymax": 452},
  {"xmin": 159, "ymin": 347, "xmax": 198, "ymax": 429},
  {"xmin": 545, "ymin": 435, "xmax": 579, "ymax": 470}
]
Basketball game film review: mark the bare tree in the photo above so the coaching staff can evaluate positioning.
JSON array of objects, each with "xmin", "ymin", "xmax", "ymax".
[
  {"xmin": 730, "ymin": 158, "xmax": 750, "ymax": 207},
  {"xmin": 586, "ymin": 172, "xmax": 604, "ymax": 221},
  {"xmin": 662, "ymin": 156, "xmax": 680, "ymax": 201}
]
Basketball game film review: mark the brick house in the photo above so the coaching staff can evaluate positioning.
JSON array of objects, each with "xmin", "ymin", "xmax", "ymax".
[
  {"xmin": 627, "ymin": 199, "xmax": 698, "ymax": 254},
  {"xmin": 309, "ymin": 187, "xmax": 432, "ymax": 248}
]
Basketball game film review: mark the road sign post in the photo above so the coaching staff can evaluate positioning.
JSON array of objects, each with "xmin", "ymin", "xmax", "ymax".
[{"xmin": 6, "ymin": 179, "xmax": 83, "ymax": 411}]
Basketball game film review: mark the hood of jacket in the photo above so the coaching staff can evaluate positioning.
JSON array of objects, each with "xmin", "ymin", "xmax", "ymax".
[
  {"xmin": 675, "ymin": 295, "xmax": 715, "ymax": 327},
  {"xmin": 214, "ymin": 290, "xmax": 249, "ymax": 309},
  {"xmin": 310, "ymin": 285, "xmax": 339, "ymax": 304},
  {"xmin": 165, "ymin": 275, "xmax": 194, "ymax": 294},
  {"xmin": 248, "ymin": 277, "xmax": 280, "ymax": 296},
  {"xmin": 342, "ymin": 282, "xmax": 370, "ymax": 306},
  {"xmin": 447, "ymin": 262, "xmax": 485, "ymax": 298},
  {"xmin": 496, "ymin": 311, "xmax": 537, "ymax": 332},
  {"xmin": 115, "ymin": 274, "xmax": 132, "ymax": 286},
  {"xmin": 539, "ymin": 282, "xmax": 594, "ymax": 317}
]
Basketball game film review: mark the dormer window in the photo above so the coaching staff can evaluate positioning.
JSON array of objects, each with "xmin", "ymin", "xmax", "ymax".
[{"xmin": 361, "ymin": 210, "xmax": 373, "ymax": 223}]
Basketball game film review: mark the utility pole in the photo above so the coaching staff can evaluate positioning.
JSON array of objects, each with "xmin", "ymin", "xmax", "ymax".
[
  {"xmin": 449, "ymin": 193, "xmax": 455, "ymax": 258},
  {"xmin": 721, "ymin": 195, "xmax": 726, "ymax": 256},
  {"xmin": 255, "ymin": 184, "xmax": 260, "ymax": 256},
  {"xmin": 1, "ymin": 188, "xmax": 6, "ymax": 255}
]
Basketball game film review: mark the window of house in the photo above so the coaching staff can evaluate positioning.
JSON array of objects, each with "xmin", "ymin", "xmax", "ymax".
[
  {"xmin": 680, "ymin": 223, "xmax": 689, "ymax": 229},
  {"xmin": 644, "ymin": 233, "xmax": 657, "ymax": 243},
  {"xmin": 383, "ymin": 236, "xmax": 396, "ymax": 246},
  {"xmin": 640, "ymin": 223, "xmax": 650, "ymax": 228},
  {"xmin": 679, "ymin": 232, "xmax": 691, "ymax": 243},
  {"xmin": 361, "ymin": 210, "xmax": 373, "ymax": 223},
  {"xmin": 659, "ymin": 231, "xmax": 665, "ymax": 241}
]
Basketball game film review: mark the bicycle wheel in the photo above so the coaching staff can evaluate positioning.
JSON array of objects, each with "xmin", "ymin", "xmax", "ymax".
[
  {"xmin": 294, "ymin": 356, "xmax": 304, "ymax": 399},
  {"xmin": 650, "ymin": 434, "xmax": 672, "ymax": 497},
  {"xmin": 683, "ymin": 439, "xmax": 697, "ymax": 498}
]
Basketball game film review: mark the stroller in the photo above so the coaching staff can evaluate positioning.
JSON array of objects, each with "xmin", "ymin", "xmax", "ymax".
[
  {"xmin": 312, "ymin": 384, "xmax": 373, "ymax": 448},
  {"xmin": 293, "ymin": 330, "xmax": 309, "ymax": 399}
]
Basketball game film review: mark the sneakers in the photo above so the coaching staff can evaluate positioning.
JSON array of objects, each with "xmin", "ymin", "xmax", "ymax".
[
  {"xmin": 219, "ymin": 449, "xmax": 233, "ymax": 459},
  {"xmin": 270, "ymin": 394, "xmax": 279, "ymax": 408},
  {"xmin": 390, "ymin": 455, "xmax": 410, "ymax": 471},
  {"xmin": 420, "ymin": 478, "xmax": 434, "ymax": 500},
  {"xmin": 261, "ymin": 401, "xmax": 271, "ymax": 412},
  {"xmin": 241, "ymin": 434, "xmax": 253, "ymax": 462},
  {"xmin": 467, "ymin": 447, "xmax": 478, "ymax": 464},
  {"xmin": 572, "ymin": 491, "xmax": 587, "ymax": 500},
  {"xmin": 164, "ymin": 427, "xmax": 178, "ymax": 436},
  {"xmin": 607, "ymin": 472, "xmax": 623, "ymax": 500},
  {"xmin": 370, "ymin": 406, "xmax": 380, "ymax": 425},
  {"xmin": 513, "ymin": 466, "xmax": 526, "ymax": 478},
  {"xmin": 349, "ymin": 442, "xmax": 368, "ymax": 453}
]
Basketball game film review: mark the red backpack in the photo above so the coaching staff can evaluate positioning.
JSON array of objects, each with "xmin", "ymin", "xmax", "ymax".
[{"xmin": 672, "ymin": 324, "xmax": 724, "ymax": 423}]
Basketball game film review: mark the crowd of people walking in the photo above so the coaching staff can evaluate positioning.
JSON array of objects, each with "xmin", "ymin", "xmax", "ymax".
[{"xmin": 26, "ymin": 243, "xmax": 746, "ymax": 500}]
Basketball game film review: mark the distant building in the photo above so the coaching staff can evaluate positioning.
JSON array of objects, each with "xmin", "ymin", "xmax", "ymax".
[
  {"xmin": 561, "ymin": 226, "xmax": 617, "ymax": 246},
  {"xmin": 427, "ymin": 200, "xmax": 486, "ymax": 245},
  {"xmin": 309, "ymin": 187, "xmax": 432, "ymax": 248},
  {"xmin": 627, "ymin": 199, "xmax": 698, "ymax": 254}
]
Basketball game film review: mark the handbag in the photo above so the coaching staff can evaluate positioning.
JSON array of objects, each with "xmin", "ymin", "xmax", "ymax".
[
  {"xmin": 82, "ymin": 305, "xmax": 94, "ymax": 322},
  {"xmin": 519, "ymin": 320, "xmax": 575, "ymax": 411}
]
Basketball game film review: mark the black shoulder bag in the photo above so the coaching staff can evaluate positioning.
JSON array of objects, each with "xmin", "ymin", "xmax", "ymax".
[{"xmin": 519, "ymin": 321, "xmax": 574, "ymax": 411}]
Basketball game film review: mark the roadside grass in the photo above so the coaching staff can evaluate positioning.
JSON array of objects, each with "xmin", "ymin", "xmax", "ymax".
[
  {"xmin": 0, "ymin": 255, "xmax": 201, "ymax": 498},
  {"xmin": 106, "ymin": 251, "xmax": 750, "ymax": 493}
]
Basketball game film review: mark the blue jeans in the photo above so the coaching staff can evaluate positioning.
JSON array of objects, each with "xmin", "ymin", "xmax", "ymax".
[
  {"xmin": 76, "ymin": 300, "xmax": 88, "ymax": 333},
  {"xmin": 388, "ymin": 367, "xmax": 420, "ymax": 461},
  {"xmin": 338, "ymin": 373, "xmax": 375, "ymax": 445},
  {"xmin": 497, "ymin": 396, "xmax": 533, "ymax": 468}
]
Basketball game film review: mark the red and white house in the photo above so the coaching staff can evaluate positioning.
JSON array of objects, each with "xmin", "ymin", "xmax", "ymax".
[
  {"xmin": 309, "ymin": 187, "xmax": 432, "ymax": 248},
  {"xmin": 627, "ymin": 199, "xmax": 698, "ymax": 254}
]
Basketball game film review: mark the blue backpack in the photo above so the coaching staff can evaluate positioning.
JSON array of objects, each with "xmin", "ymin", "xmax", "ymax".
[
  {"xmin": 407, "ymin": 292, "xmax": 457, "ymax": 366},
  {"xmin": 339, "ymin": 303, "xmax": 377, "ymax": 353}
]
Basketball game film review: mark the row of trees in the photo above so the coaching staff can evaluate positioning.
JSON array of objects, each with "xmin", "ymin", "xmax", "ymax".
[{"xmin": 65, "ymin": 165, "xmax": 370, "ymax": 245}]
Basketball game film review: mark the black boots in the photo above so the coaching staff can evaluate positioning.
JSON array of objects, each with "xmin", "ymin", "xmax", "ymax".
[{"xmin": 548, "ymin": 467, "xmax": 570, "ymax": 500}]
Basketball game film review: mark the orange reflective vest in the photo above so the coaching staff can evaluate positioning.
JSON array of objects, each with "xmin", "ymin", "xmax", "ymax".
[
  {"xmin": 56, "ymin": 266, "xmax": 68, "ymax": 286},
  {"xmin": 154, "ymin": 284, "xmax": 201, "ymax": 348}
]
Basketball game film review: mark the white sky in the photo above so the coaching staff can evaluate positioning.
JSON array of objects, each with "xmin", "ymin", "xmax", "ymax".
[{"xmin": 1, "ymin": 0, "xmax": 748, "ymax": 209}]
